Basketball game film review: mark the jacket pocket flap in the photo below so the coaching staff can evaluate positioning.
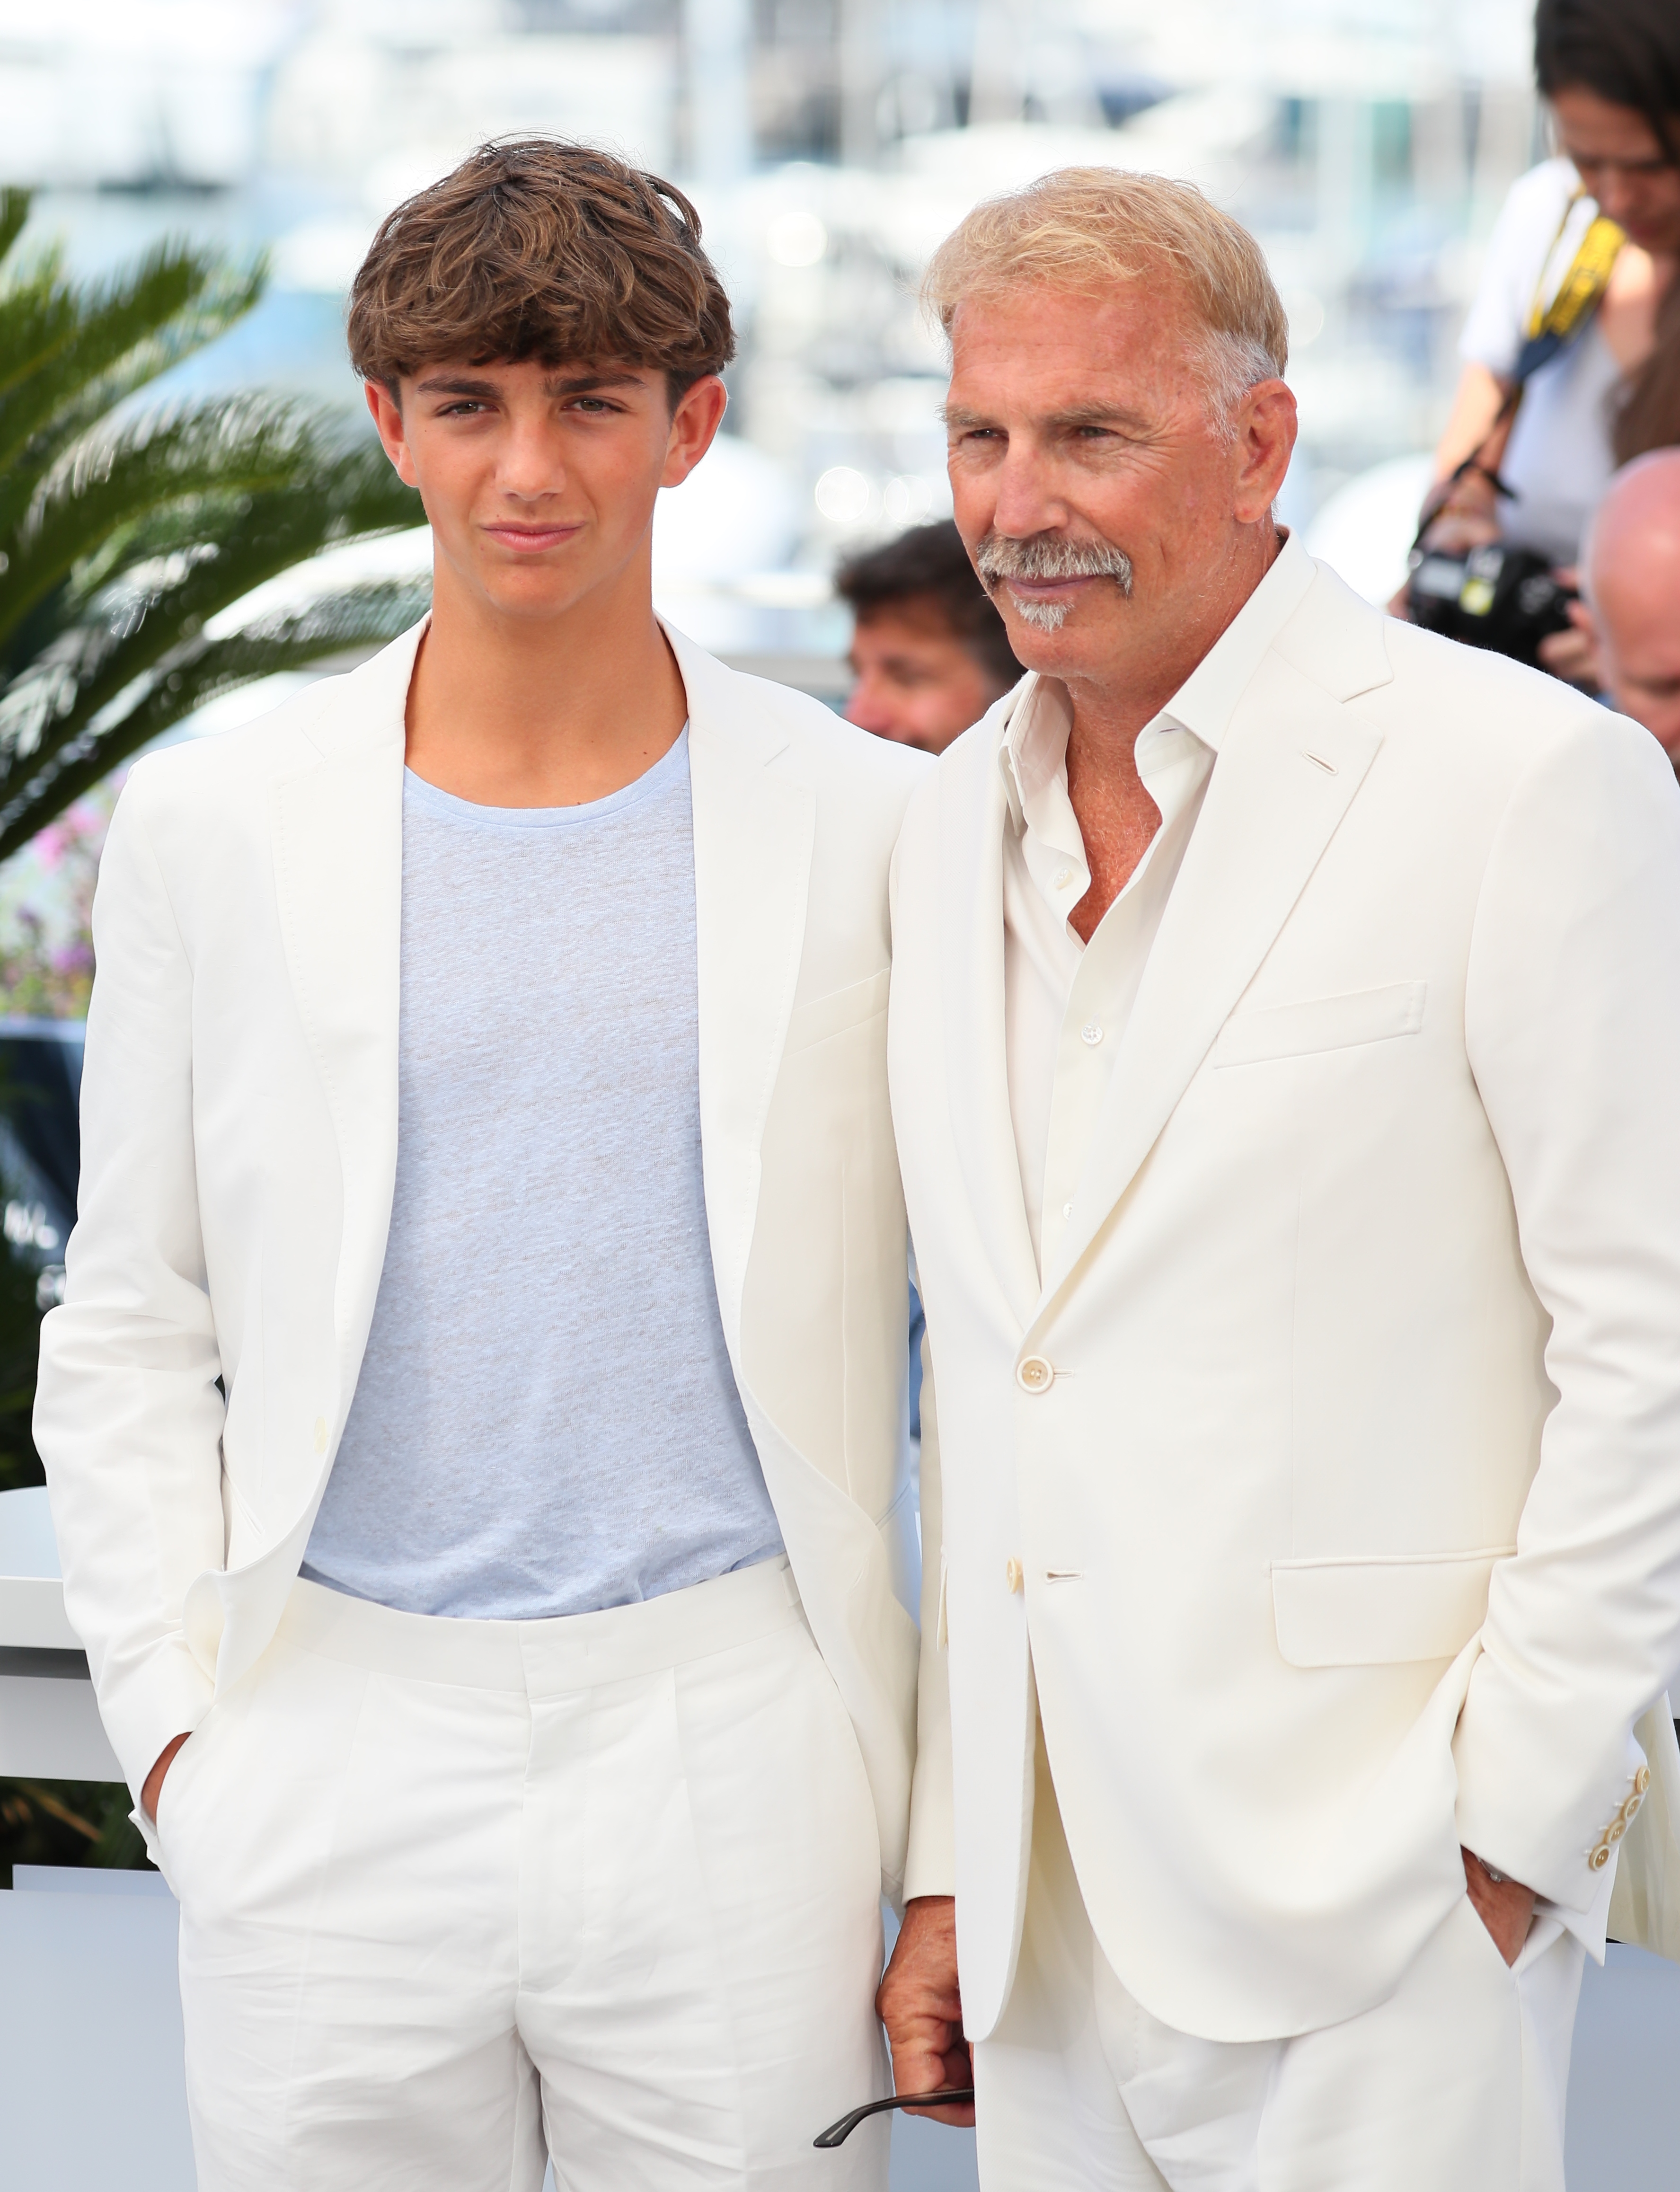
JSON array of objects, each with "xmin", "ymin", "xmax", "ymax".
[
  {"xmin": 1215, "ymin": 981, "xmax": 1426, "ymax": 1069},
  {"xmin": 1271, "ymin": 1547, "xmax": 1512, "ymax": 1667},
  {"xmin": 785, "ymin": 967, "xmax": 890, "ymax": 1053}
]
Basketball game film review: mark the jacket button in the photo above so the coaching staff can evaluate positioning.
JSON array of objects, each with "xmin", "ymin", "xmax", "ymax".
[
  {"xmin": 1621, "ymin": 1792, "xmax": 1645, "ymax": 1825},
  {"xmin": 1005, "ymin": 1558, "xmax": 1024, "ymax": 1594},
  {"xmin": 1636, "ymin": 1766, "xmax": 1652, "ymax": 1797},
  {"xmin": 1017, "ymin": 1355, "xmax": 1053, "ymax": 1393},
  {"xmin": 1589, "ymin": 1844, "xmax": 1611, "ymax": 1870}
]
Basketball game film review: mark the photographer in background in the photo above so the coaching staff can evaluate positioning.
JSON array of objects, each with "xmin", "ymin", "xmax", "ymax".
[
  {"xmin": 1582, "ymin": 450, "xmax": 1680, "ymax": 760},
  {"xmin": 838, "ymin": 519, "xmax": 1021, "ymax": 755},
  {"xmin": 1404, "ymin": 0, "xmax": 1680, "ymax": 677}
]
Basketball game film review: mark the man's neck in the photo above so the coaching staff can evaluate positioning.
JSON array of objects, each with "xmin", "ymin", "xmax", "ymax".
[
  {"xmin": 1061, "ymin": 524, "xmax": 1280, "ymax": 944},
  {"xmin": 404, "ymin": 555, "xmax": 688, "ymax": 808}
]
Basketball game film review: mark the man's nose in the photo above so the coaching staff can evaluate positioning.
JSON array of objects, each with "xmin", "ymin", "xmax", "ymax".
[
  {"xmin": 844, "ymin": 675, "xmax": 896, "ymax": 737},
  {"xmin": 988, "ymin": 443, "xmax": 1066, "ymax": 540}
]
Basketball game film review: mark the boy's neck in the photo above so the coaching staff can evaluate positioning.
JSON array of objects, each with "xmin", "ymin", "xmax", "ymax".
[{"xmin": 402, "ymin": 548, "xmax": 688, "ymax": 809}]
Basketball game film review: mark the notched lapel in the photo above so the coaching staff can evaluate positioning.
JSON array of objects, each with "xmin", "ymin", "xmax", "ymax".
[
  {"xmin": 939, "ymin": 704, "xmax": 1042, "ymax": 1333},
  {"xmin": 679, "ymin": 635, "xmax": 815, "ymax": 1352},
  {"xmin": 270, "ymin": 654, "xmax": 408, "ymax": 1375},
  {"xmin": 1036, "ymin": 659, "xmax": 1384, "ymax": 1313}
]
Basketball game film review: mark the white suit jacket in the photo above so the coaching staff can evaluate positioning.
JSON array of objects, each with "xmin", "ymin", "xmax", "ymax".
[
  {"xmin": 889, "ymin": 556, "xmax": 1680, "ymax": 2043},
  {"xmin": 36, "ymin": 620, "xmax": 929, "ymax": 1898}
]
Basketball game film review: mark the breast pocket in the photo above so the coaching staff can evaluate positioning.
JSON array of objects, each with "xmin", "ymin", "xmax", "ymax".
[{"xmin": 1213, "ymin": 981, "xmax": 1427, "ymax": 1069}]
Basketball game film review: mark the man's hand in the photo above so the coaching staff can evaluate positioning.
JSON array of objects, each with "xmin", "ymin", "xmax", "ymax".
[
  {"xmin": 141, "ymin": 1732, "xmax": 191, "ymax": 1824},
  {"xmin": 876, "ymin": 1895, "xmax": 974, "ymax": 2126},
  {"xmin": 1463, "ymin": 1847, "xmax": 1536, "ymax": 1966}
]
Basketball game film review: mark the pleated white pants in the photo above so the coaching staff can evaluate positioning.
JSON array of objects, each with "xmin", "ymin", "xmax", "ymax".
[
  {"xmin": 974, "ymin": 1732, "xmax": 1586, "ymax": 2192},
  {"xmin": 153, "ymin": 1557, "xmax": 889, "ymax": 2192}
]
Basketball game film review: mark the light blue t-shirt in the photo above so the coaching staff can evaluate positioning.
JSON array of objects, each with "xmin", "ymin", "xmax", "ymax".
[{"xmin": 302, "ymin": 730, "xmax": 785, "ymax": 1618}]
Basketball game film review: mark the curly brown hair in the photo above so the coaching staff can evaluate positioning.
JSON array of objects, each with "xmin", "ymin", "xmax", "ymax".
[{"xmin": 347, "ymin": 138, "xmax": 735, "ymax": 404}]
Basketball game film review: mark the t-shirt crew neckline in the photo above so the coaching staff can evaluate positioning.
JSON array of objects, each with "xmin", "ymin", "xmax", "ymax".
[{"xmin": 402, "ymin": 721, "xmax": 690, "ymax": 830}]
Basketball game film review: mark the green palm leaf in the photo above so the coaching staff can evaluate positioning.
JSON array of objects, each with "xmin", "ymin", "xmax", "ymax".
[{"xmin": 0, "ymin": 188, "xmax": 427, "ymax": 865}]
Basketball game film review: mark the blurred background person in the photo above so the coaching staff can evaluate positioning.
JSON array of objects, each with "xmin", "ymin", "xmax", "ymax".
[
  {"xmin": 1404, "ymin": 0, "xmax": 1680, "ymax": 679},
  {"xmin": 838, "ymin": 520, "xmax": 1022, "ymax": 755},
  {"xmin": 1583, "ymin": 448, "xmax": 1680, "ymax": 760}
]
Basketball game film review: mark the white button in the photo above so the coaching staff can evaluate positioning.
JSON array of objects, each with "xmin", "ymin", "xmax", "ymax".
[
  {"xmin": 1081, "ymin": 1023, "xmax": 1104, "ymax": 1047},
  {"xmin": 1054, "ymin": 866, "xmax": 1075, "ymax": 890},
  {"xmin": 1005, "ymin": 1557, "xmax": 1024, "ymax": 1594},
  {"xmin": 1062, "ymin": 1202, "xmax": 1073, "ymax": 1220},
  {"xmin": 1016, "ymin": 1355, "xmax": 1054, "ymax": 1393}
]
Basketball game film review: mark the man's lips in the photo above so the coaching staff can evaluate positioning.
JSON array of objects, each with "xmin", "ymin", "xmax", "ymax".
[
  {"xmin": 999, "ymin": 574, "xmax": 1100, "ymax": 597},
  {"xmin": 481, "ymin": 522, "xmax": 584, "ymax": 553}
]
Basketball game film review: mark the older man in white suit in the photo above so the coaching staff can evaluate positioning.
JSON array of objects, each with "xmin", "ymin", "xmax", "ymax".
[{"xmin": 876, "ymin": 167, "xmax": 1680, "ymax": 2192}]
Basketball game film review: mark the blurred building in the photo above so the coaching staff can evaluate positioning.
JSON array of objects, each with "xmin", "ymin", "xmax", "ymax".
[{"xmin": 0, "ymin": 0, "xmax": 1545, "ymax": 654}]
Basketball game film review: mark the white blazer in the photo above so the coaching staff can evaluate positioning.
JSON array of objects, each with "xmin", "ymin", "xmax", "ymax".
[
  {"xmin": 36, "ymin": 621, "xmax": 930, "ymax": 1898},
  {"xmin": 889, "ymin": 558, "xmax": 1680, "ymax": 2044}
]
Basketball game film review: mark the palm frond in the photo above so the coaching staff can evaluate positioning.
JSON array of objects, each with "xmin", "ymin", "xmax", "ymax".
[
  {"xmin": 0, "ymin": 238, "xmax": 263, "ymax": 486},
  {"xmin": 0, "ymin": 455, "xmax": 420, "ymax": 791},
  {"xmin": 0, "ymin": 580, "xmax": 428, "ymax": 863},
  {"xmin": 0, "ymin": 190, "xmax": 28, "ymax": 271},
  {"xmin": 0, "ymin": 396, "xmax": 336, "ymax": 653},
  {"xmin": 0, "ymin": 205, "xmax": 424, "ymax": 870}
]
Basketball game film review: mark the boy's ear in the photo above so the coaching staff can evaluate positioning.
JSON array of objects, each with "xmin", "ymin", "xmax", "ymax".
[
  {"xmin": 662, "ymin": 373, "xmax": 728, "ymax": 491},
  {"xmin": 366, "ymin": 379, "xmax": 419, "ymax": 489}
]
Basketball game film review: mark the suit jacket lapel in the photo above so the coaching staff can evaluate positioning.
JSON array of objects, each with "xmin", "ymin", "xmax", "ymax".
[
  {"xmin": 941, "ymin": 695, "xmax": 1043, "ymax": 1334},
  {"xmin": 668, "ymin": 625, "xmax": 816, "ymax": 1354},
  {"xmin": 1035, "ymin": 656, "xmax": 1384, "ymax": 1316},
  {"xmin": 270, "ymin": 624, "xmax": 417, "ymax": 1401}
]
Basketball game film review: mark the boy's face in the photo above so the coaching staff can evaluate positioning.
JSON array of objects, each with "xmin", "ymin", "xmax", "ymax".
[{"xmin": 366, "ymin": 357, "xmax": 725, "ymax": 624}]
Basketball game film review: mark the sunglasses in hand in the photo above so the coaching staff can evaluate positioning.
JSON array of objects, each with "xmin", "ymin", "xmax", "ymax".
[{"xmin": 813, "ymin": 2088, "xmax": 976, "ymax": 2148}]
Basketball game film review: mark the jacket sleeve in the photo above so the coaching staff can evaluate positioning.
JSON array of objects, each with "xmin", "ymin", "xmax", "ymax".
[
  {"xmin": 904, "ymin": 1323, "xmax": 957, "ymax": 1898},
  {"xmin": 33, "ymin": 773, "xmax": 224, "ymax": 1798},
  {"xmin": 1455, "ymin": 704, "xmax": 1680, "ymax": 1909}
]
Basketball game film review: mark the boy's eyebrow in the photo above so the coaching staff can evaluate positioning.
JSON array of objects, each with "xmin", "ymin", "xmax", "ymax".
[
  {"xmin": 542, "ymin": 367, "xmax": 648, "ymax": 395},
  {"xmin": 410, "ymin": 368, "xmax": 650, "ymax": 398}
]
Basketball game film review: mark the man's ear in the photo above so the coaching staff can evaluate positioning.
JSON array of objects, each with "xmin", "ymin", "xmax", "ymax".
[
  {"xmin": 662, "ymin": 374, "xmax": 729, "ymax": 489},
  {"xmin": 366, "ymin": 379, "xmax": 419, "ymax": 489},
  {"xmin": 1231, "ymin": 379, "xmax": 1297, "ymax": 527}
]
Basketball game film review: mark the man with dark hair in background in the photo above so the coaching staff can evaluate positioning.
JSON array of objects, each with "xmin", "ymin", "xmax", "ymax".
[{"xmin": 840, "ymin": 519, "xmax": 1022, "ymax": 754}]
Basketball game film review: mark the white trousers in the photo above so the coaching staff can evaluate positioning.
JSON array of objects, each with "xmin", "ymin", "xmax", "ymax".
[
  {"xmin": 974, "ymin": 1735, "xmax": 1587, "ymax": 2192},
  {"xmin": 153, "ymin": 1557, "xmax": 890, "ymax": 2192}
]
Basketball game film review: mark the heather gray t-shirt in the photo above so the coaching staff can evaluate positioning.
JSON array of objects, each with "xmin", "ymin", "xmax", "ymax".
[{"xmin": 302, "ymin": 729, "xmax": 785, "ymax": 1619}]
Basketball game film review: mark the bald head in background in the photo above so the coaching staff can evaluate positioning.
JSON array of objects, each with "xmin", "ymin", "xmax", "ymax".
[{"xmin": 1586, "ymin": 451, "xmax": 1680, "ymax": 765}]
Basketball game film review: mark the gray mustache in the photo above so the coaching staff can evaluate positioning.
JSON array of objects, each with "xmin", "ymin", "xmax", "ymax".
[{"xmin": 974, "ymin": 532, "xmax": 1134, "ymax": 595}]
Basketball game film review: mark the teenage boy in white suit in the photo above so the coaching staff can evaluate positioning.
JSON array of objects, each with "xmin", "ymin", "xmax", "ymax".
[
  {"xmin": 877, "ymin": 167, "xmax": 1680, "ymax": 2192},
  {"xmin": 37, "ymin": 139, "xmax": 925, "ymax": 2192}
]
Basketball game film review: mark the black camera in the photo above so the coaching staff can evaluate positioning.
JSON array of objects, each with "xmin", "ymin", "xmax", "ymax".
[{"xmin": 1405, "ymin": 544, "xmax": 1576, "ymax": 669}]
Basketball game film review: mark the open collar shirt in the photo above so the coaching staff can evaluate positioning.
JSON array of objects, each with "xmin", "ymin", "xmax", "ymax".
[{"xmin": 1001, "ymin": 532, "xmax": 1317, "ymax": 1272}]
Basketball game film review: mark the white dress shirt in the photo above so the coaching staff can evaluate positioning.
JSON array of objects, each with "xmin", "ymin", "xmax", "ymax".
[{"xmin": 1002, "ymin": 533, "xmax": 1317, "ymax": 1270}]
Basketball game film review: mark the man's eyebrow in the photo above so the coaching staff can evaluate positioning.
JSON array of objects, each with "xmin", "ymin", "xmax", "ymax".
[{"xmin": 939, "ymin": 400, "xmax": 1155, "ymax": 435}]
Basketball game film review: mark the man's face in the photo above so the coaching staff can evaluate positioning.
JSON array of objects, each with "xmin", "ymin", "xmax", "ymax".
[
  {"xmin": 942, "ymin": 282, "xmax": 1295, "ymax": 692},
  {"xmin": 365, "ymin": 357, "xmax": 725, "ymax": 623},
  {"xmin": 844, "ymin": 603, "xmax": 1007, "ymax": 754},
  {"xmin": 1597, "ymin": 588, "xmax": 1680, "ymax": 762}
]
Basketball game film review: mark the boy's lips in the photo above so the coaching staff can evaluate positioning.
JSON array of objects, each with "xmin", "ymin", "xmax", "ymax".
[{"xmin": 482, "ymin": 522, "xmax": 583, "ymax": 552}]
